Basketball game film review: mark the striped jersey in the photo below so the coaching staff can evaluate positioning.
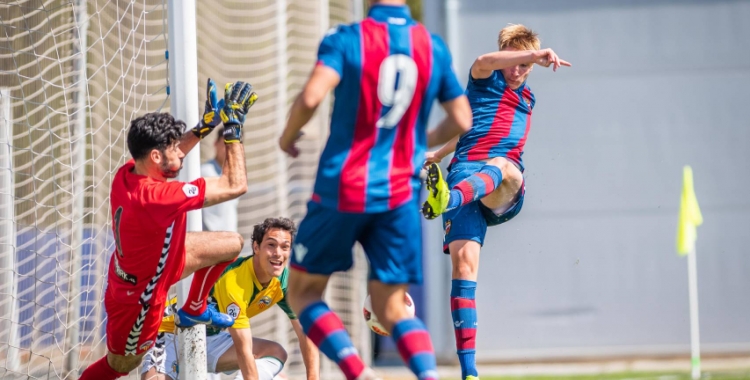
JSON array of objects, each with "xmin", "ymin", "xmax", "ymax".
[
  {"xmin": 312, "ymin": 4, "xmax": 464, "ymax": 213},
  {"xmin": 453, "ymin": 70, "xmax": 535, "ymax": 171}
]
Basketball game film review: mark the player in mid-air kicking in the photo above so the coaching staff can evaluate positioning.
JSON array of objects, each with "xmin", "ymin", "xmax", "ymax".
[
  {"xmin": 141, "ymin": 217, "xmax": 320, "ymax": 380},
  {"xmin": 80, "ymin": 80, "xmax": 257, "ymax": 380},
  {"xmin": 421, "ymin": 25, "xmax": 571, "ymax": 380},
  {"xmin": 278, "ymin": 1, "xmax": 472, "ymax": 379}
]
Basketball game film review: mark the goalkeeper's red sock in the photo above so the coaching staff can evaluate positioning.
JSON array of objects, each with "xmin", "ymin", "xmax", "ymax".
[
  {"xmin": 79, "ymin": 356, "xmax": 128, "ymax": 380},
  {"xmin": 181, "ymin": 259, "xmax": 235, "ymax": 315}
]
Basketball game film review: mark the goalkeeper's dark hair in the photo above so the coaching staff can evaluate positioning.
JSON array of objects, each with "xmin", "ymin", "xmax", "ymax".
[
  {"xmin": 127, "ymin": 112, "xmax": 185, "ymax": 160},
  {"xmin": 252, "ymin": 217, "xmax": 297, "ymax": 246}
]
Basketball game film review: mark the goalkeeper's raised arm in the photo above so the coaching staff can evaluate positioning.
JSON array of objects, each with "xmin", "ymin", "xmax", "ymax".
[{"xmin": 202, "ymin": 80, "xmax": 258, "ymax": 208}]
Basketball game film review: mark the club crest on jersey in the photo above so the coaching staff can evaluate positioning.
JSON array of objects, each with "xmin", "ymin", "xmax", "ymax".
[
  {"xmin": 182, "ymin": 184, "xmax": 199, "ymax": 198},
  {"xmin": 258, "ymin": 296, "xmax": 272, "ymax": 309},
  {"xmin": 139, "ymin": 340, "xmax": 154, "ymax": 351},
  {"xmin": 522, "ymin": 95, "xmax": 532, "ymax": 107},
  {"xmin": 444, "ymin": 219, "xmax": 452, "ymax": 235}
]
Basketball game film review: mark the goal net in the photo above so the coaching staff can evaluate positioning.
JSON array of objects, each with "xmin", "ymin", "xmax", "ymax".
[{"xmin": 0, "ymin": 0, "xmax": 369, "ymax": 379}]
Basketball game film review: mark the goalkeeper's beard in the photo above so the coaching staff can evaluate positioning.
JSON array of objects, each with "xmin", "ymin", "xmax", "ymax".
[{"xmin": 160, "ymin": 159, "xmax": 183, "ymax": 179}]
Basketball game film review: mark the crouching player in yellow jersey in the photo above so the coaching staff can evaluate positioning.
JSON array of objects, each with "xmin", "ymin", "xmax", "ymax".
[{"xmin": 141, "ymin": 218, "xmax": 320, "ymax": 380}]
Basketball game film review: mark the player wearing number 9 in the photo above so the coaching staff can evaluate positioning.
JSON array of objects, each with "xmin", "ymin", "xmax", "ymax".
[{"xmin": 279, "ymin": 1, "xmax": 472, "ymax": 380}]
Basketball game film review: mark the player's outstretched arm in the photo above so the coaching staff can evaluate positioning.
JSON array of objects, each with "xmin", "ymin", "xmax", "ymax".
[
  {"xmin": 203, "ymin": 81, "xmax": 258, "ymax": 208},
  {"xmin": 279, "ymin": 65, "xmax": 340, "ymax": 158},
  {"xmin": 291, "ymin": 319, "xmax": 320, "ymax": 380},
  {"xmin": 471, "ymin": 48, "xmax": 571, "ymax": 79},
  {"xmin": 427, "ymin": 95, "xmax": 472, "ymax": 148},
  {"xmin": 228, "ymin": 327, "xmax": 260, "ymax": 380}
]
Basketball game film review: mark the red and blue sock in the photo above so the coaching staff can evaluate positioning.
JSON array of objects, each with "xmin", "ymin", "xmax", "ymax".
[
  {"xmin": 447, "ymin": 164, "xmax": 502, "ymax": 211},
  {"xmin": 300, "ymin": 301, "xmax": 366, "ymax": 380},
  {"xmin": 451, "ymin": 279, "xmax": 478, "ymax": 379},
  {"xmin": 392, "ymin": 318, "xmax": 439, "ymax": 380}
]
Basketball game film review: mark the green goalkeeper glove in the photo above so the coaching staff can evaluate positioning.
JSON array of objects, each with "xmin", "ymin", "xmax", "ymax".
[
  {"xmin": 191, "ymin": 78, "xmax": 225, "ymax": 139},
  {"xmin": 220, "ymin": 81, "xmax": 258, "ymax": 143}
]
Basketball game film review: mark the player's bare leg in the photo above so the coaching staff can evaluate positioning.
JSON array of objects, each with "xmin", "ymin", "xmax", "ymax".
[
  {"xmin": 182, "ymin": 231, "xmax": 243, "ymax": 278},
  {"xmin": 368, "ymin": 281, "xmax": 439, "ymax": 380},
  {"xmin": 141, "ymin": 367, "xmax": 166, "ymax": 380},
  {"xmin": 449, "ymin": 240, "xmax": 481, "ymax": 282},
  {"xmin": 214, "ymin": 336, "xmax": 288, "ymax": 379},
  {"xmin": 286, "ymin": 270, "xmax": 329, "ymax": 319},
  {"xmin": 366, "ymin": 282, "xmax": 412, "ymax": 332},
  {"xmin": 288, "ymin": 270, "xmax": 379, "ymax": 380},
  {"xmin": 175, "ymin": 231, "xmax": 242, "ymax": 328},
  {"xmin": 103, "ymin": 351, "xmax": 146, "ymax": 378},
  {"xmin": 479, "ymin": 156, "xmax": 523, "ymax": 211}
]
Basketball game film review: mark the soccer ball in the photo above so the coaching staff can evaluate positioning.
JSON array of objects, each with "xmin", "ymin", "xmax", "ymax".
[{"xmin": 363, "ymin": 292, "xmax": 416, "ymax": 336}]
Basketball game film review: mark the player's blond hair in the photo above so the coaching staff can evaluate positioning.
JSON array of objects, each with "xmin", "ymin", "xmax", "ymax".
[{"xmin": 498, "ymin": 24, "xmax": 540, "ymax": 51}]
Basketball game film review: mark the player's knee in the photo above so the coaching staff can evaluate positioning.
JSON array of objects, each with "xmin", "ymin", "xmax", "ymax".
[
  {"xmin": 235, "ymin": 233, "xmax": 244, "ymax": 252},
  {"xmin": 504, "ymin": 164, "xmax": 523, "ymax": 187},
  {"xmin": 107, "ymin": 352, "xmax": 143, "ymax": 373},
  {"xmin": 487, "ymin": 157, "xmax": 522, "ymax": 185},
  {"xmin": 451, "ymin": 245, "xmax": 480, "ymax": 279},
  {"xmin": 452, "ymin": 261, "xmax": 477, "ymax": 279},
  {"xmin": 268, "ymin": 342, "xmax": 288, "ymax": 364},
  {"xmin": 225, "ymin": 232, "xmax": 244, "ymax": 259}
]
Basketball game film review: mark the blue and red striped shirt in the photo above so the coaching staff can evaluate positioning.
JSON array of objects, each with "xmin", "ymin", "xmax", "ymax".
[
  {"xmin": 453, "ymin": 70, "xmax": 535, "ymax": 171},
  {"xmin": 312, "ymin": 4, "xmax": 463, "ymax": 213}
]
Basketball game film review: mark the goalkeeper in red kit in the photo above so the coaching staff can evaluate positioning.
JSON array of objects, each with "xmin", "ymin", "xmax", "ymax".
[{"xmin": 80, "ymin": 80, "xmax": 258, "ymax": 380}]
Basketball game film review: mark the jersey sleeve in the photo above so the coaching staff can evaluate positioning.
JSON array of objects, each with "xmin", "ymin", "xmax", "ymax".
[
  {"xmin": 212, "ymin": 274, "xmax": 251, "ymax": 330},
  {"xmin": 276, "ymin": 268, "xmax": 297, "ymax": 320},
  {"xmin": 468, "ymin": 68, "xmax": 506, "ymax": 88},
  {"xmin": 432, "ymin": 35, "xmax": 464, "ymax": 103},
  {"xmin": 141, "ymin": 177, "xmax": 206, "ymax": 228},
  {"xmin": 317, "ymin": 26, "xmax": 346, "ymax": 78},
  {"xmin": 276, "ymin": 297, "xmax": 297, "ymax": 320}
]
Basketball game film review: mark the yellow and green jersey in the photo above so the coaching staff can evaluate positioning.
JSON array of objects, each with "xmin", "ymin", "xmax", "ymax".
[{"xmin": 159, "ymin": 256, "xmax": 296, "ymax": 335}]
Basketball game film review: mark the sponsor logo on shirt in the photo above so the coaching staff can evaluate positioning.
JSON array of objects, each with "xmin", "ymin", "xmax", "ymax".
[
  {"xmin": 182, "ymin": 184, "xmax": 199, "ymax": 198},
  {"xmin": 114, "ymin": 256, "xmax": 137, "ymax": 285}
]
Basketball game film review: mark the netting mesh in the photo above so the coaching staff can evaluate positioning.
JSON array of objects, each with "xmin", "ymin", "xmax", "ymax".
[
  {"xmin": 1, "ymin": 1, "xmax": 168, "ymax": 378},
  {"xmin": 0, "ymin": 0, "xmax": 368, "ymax": 379}
]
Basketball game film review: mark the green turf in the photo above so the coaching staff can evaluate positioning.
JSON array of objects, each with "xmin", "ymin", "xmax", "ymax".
[{"xmin": 469, "ymin": 371, "xmax": 750, "ymax": 380}]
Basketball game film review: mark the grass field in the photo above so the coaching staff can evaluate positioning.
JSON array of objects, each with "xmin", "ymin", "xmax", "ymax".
[{"xmin": 470, "ymin": 372, "xmax": 750, "ymax": 380}]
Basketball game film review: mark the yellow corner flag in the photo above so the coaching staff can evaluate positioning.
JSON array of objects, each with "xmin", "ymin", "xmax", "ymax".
[{"xmin": 676, "ymin": 166, "xmax": 703, "ymax": 255}]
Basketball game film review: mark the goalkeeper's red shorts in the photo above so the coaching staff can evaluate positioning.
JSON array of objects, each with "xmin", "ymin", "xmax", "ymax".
[{"xmin": 104, "ymin": 291, "xmax": 165, "ymax": 356}]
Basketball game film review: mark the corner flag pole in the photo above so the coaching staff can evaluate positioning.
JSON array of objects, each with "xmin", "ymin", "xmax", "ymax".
[{"xmin": 676, "ymin": 165, "xmax": 703, "ymax": 380}]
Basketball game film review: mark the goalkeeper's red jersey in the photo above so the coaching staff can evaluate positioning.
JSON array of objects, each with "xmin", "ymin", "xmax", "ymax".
[{"xmin": 106, "ymin": 159, "xmax": 206, "ymax": 307}]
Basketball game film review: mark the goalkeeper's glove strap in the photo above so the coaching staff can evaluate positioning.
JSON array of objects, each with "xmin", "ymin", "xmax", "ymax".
[
  {"xmin": 192, "ymin": 122, "xmax": 213, "ymax": 139},
  {"xmin": 223, "ymin": 125, "xmax": 243, "ymax": 144}
]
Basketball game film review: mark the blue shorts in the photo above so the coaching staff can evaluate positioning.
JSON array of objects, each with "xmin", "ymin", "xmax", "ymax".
[
  {"xmin": 291, "ymin": 199, "xmax": 423, "ymax": 285},
  {"xmin": 442, "ymin": 161, "xmax": 525, "ymax": 253}
]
